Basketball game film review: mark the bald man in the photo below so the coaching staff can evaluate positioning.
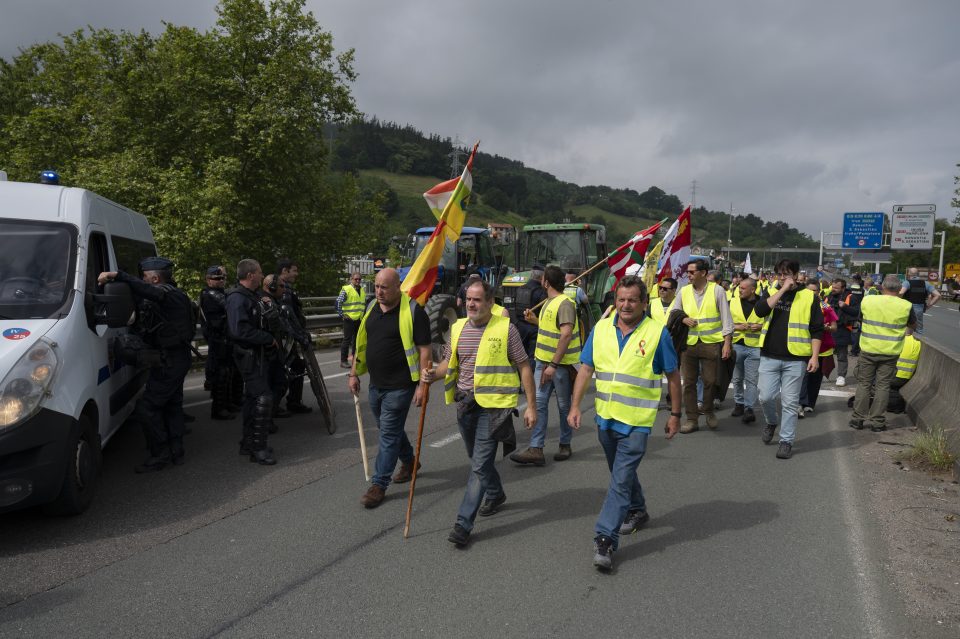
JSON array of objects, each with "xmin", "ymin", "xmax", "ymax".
[{"xmin": 348, "ymin": 269, "xmax": 433, "ymax": 509}]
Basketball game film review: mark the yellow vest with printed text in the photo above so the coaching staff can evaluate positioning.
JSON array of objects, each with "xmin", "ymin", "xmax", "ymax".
[
  {"xmin": 354, "ymin": 294, "xmax": 420, "ymax": 382},
  {"xmin": 444, "ymin": 314, "xmax": 520, "ymax": 408},
  {"xmin": 535, "ymin": 295, "xmax": 582, "ymax": 365},
  {"xmin": 592, "ymin": 315, "xmax": 663, "ymax": 428},
  {"xmin": 757, "ymin": 288, "xmax": 813, "ymax": 356},
  {"xmin": 681, "ymin": 282, "xmax": 723, "ymax": 345},
  {"xmin": 859, "ymin": 295, "xmax": 913, "ymax": 357}
]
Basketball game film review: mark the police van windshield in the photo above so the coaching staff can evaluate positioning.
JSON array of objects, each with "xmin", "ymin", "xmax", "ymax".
[{"xmin": 0, "ymin": 220, "xmax": 76, "ymax": 320}]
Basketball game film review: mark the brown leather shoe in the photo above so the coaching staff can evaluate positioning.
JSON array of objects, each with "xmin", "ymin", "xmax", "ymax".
[
  {"xmin": 360, "ymin": 484, "xmax": 386, "ymax": 509},
  {"xmin": 680, "ymin": 420, "xmax": 699, "ymax": 434},
  {"xmin": 392, "ymin": 460, "xmax": 422, "ymax": 484},
  {"xmin": 553, "ymin": 444, "xmax": 572, "ymax": 461},
  {"xmin": 509, "ymin": 447, "xmax": 545, "ymax": 466}
]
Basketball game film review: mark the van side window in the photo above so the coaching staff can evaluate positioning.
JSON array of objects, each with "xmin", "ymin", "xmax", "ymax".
[
  {"xmin": 112, "ymin": 236, "xmax": 156, "ymax": 275},
  {"xmin": 85, "ymin": 232, "xmax": 110, "ymax": 329}
]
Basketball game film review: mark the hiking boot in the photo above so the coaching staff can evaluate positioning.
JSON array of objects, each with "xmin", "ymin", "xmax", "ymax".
[
  {"xmin": 618, "ymin": 510, "xmax": 650, "ymax": 535},
  {"xmin": 509, "ymin": 447, "xmax": 545, "ymax": 466},
  {"xmin": 705, "ymin": 413, "xmax": 719, "ymax": 429},
  {"xmin": 392, "ymin": 460, "xmax": 422, "ymax": 484},
  {"xmin": 553, "ymin": 444, "xmax": 573, "ymax": 461},
  {"xmin": 360, "ymin": 484, "xmax": 386, "ymax": 509},
  {"xmin": 593, "ymin": 535, "xmax": 614, "ymax": 571},
  {"xmin": 287, "ymin": 403, "xmax": 313, "ymax": 414},
  {"xmin": 478, "ymin": 494, "xmax": 507, "ymax": 517},
  {"xmin": 249, "ymin": 449, "xmax": 277, "ymax": 466},
  {"xmin": 447, "ymin": 524, "xmax": 470, "ymax": 547},
  {"xmin": 761, "ymin": 423, "xmax": 776, "ymax": 444},
  {"xmin": 680, "ymin": 420, "xmax": 699, "ymax": 434},
  {"xmin": 870, "ymin": 424, "xmax": 887, "ymax": 433},
  {"xmin": 776, "ymin": 441, "xmax": 793, "ymax": 459},
  {"xmin": 731, "ymin": 403, "xmax": 745, "ymax": 417},
  {"xmin": 742, "ymin": 408, "xmax": 756, "ymax": 424},
  {"xmin": 849, "ymin": 419, "xmax": 864, "ymax": 430}
]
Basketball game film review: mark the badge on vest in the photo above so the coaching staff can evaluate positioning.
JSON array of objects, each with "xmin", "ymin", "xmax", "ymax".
[
  {"xmin": 488, "ymin": 336, "xmax": 504, "ymax": 355},
  {"xmin": 636, "ymin": 339, "xmax": 647, "ymax": 357}
]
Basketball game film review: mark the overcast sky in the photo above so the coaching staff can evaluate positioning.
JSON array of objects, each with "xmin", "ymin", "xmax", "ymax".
[{"xmin": 3, "ymin": 0, "xmax": 959, "ymax": 237}]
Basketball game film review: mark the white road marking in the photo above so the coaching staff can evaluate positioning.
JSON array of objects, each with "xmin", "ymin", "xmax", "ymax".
[
  {"xmin": 429, "ymin": 401, "xmax": 529, "ymax": 448},
  {"xmin": 184, "ymin": 399, "xmax": 211, "ymax": 409}
]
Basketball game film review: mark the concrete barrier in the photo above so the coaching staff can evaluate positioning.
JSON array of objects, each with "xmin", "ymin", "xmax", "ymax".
[{"xmin": 899, "ymin": 335, "xmax": 960, "ymax": 480}]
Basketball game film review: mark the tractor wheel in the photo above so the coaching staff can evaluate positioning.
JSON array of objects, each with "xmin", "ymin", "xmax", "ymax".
[{"xmin": 424, "ymin": 294, "xmax": 459, "ymax": 345}]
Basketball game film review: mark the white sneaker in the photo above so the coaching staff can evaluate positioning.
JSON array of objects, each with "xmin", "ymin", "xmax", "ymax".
[{"xmin": 836, "ymin": 376, "xmax": 846, "ymax": 387}]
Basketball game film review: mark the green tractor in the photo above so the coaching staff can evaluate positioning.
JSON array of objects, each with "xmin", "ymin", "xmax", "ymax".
[
  {"xmin": 499, "ymin": 223, "xmax": 609, "ymax": 339},
  {"xmin": 398, "ymin": 226, "xmax": 506, "ymax": 344}
]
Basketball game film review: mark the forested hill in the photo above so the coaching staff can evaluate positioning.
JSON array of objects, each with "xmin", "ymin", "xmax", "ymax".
[{"xmin": 332, "ymin": 118, "xmax": 816, "ymax": 250}]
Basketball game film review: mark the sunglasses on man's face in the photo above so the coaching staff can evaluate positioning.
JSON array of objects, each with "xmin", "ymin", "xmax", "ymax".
[
  {"xmin": 209, "ymin": 276, "xmax": 225, "ymax": 281},
  {"xmin": 659, "ymin": 286, "xmax": 672, "ymax": 291},
  {"xmin": 686, "ymin": 270, "xmax": 699, "ymax": 275}
]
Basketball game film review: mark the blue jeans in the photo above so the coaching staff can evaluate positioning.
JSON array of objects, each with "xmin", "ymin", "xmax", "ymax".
[
  {"xmin": 757, "ymin": 357, "xmax": 805, "ymax": 444},
  {"xmin": 595, "ymin": 427, "xmax": 648, "ymax": 550},
  {"xmin": 911, "ymin": 303, "xmax": 925, "ymax": 334},
  {"xmin": 456, "ymin": 402, "xmax": 504, "ymax": 532},
  {"xmin": 731, "ymin": 343, "xmax": 760, "ymax": 408},
  {"xmin": 529, "ymin": 360, "xmax": 573, "ymax": 448},
  {"xmin": 368, "ymin": 385, "xmax": 416, "ymax": 489}
]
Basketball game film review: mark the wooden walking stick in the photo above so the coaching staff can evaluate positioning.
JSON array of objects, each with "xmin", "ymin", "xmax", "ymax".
[
  {"xmin": 353, "ymin": 394, "xmax": 371, "ymax": 481},
  {"xmin": 403, "ymin": 382, "xmax": 430, "ymax": 539}
]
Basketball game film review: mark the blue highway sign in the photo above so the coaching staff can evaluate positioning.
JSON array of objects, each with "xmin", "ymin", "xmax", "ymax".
[{"xmin": 842, "ymin": 212, "xmax": 884, "ymax": 249}]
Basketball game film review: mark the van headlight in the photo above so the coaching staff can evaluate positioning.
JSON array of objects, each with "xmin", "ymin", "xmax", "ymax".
[{"xmin": 0, "ymin": 338, "xmax": 60, "ymax": 428}]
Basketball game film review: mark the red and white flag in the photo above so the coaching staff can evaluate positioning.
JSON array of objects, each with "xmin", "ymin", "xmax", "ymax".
[
  {"xmin": 657, "ymin": 205, "xmax": 692, "ymax": 286},
  {"xmin": 606, "ymin": 220, "xmax": 663, "ymax": 288}
]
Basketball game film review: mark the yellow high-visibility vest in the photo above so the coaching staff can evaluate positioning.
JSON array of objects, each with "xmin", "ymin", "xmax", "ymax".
[
  {"xmin": 534, "ymin": 295, "xmax": 581, "ymax": 365},
  {"xmin": 860, "ymin": 295, "xmax": 913, "ymax": 357},
  {"xmin": 444, "ymin": 314, "xmax": 520, "ymax": 408},
  {"xmin": 649, "ymin": 297, "xmax": 667, "ymax": 324},
  {"xmin": 354, "ymin": 294, "xmax": 420, "ymax": 382},
  {"xmin": 758, "ymin": 288, "xmax": 814, "ymax": 356},
  {"xmin": 340, "ymin": 284, "xmax": 365, "ymax": 321},
  {"xmin": 730, "ymin": 295, "xmax": 763, "ymax": 347},
  {"xmin": 592, "ymin": 316, "xmax": 663, "ymax": 428},
  {"xmin": 681, "ymin": 282, "xmax": 723, "ymax": 345},
  {"xmin": 895, "ymin": 334, "xmax": 921, "ymax": 380}
]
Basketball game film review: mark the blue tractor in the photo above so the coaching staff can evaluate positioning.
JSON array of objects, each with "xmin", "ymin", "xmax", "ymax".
[{"xmin": 397, "ymin": 226, "xmax": 505, "ymax": 344}]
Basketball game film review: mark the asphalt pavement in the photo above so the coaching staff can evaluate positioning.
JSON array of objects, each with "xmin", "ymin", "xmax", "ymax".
[
  {"xmin": 0, "ymin": 348, "xmax": 947, "ymax": 638},
  {"xmin": 920, "ymin": 303, "xmax": 959, "ymax": 356}
]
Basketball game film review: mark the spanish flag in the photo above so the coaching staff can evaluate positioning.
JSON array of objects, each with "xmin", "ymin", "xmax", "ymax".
[{"xmin": 402, "ymin": 142, "xmax": 479, "ymax": 304}]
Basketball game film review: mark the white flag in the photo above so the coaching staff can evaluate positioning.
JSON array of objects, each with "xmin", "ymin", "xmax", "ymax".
[{"xmin": 744, "ymin": 253, "xmax": 753, "ymax": 276}]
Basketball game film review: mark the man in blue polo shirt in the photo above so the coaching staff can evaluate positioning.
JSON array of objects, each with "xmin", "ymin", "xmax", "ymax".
[{"xmin": 568, "ymin": 275, "xmax": 682, "ymax": 572}]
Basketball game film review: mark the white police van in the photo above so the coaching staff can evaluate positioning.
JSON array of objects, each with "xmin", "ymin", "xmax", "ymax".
[{"xmin": 0, "ymin": 175, "xmax": 151, "ymax": 514}]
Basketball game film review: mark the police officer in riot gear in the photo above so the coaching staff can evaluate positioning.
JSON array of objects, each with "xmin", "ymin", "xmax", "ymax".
[
  {"xmin": 225, "ymin": 259, "xmax": 278, "ymax": 465},
  {"xmin": 98, "ymin": 257, "xmax": 195, "ymax": 473},
  {"xmin": 510, "ymin": 263, "xmax": 547, "ymax": 359},
  {"xmin": 199, "ymin": 266, "xmax": 236, "ymax": 420},
  {"xmin": 277, "ymin": 258, "xmax": 312, "ymax": 414}
]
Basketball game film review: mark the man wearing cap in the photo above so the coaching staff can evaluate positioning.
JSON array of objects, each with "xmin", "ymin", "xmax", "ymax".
[
  {"xmin": 98, "ymin": 257, "xmax": 195, "ymax": 472},
  {"xmin": 200, "ymin": 266, "xmax": 236, "ymax": 420},
  {"xmin": 337, "ymin": 272, "xmax": 366, "ymax": 368},
  {"xmin": 226, "ymin": 259, "xmax": 279, "ymax": 465}
]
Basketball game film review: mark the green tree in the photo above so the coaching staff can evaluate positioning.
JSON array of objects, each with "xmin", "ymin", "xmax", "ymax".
[{"xmin": 0, "ymin": 0, "xmax": 381, "ymax": 295}]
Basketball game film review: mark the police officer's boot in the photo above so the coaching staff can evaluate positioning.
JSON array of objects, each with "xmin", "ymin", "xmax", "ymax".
[
  {"xmin": 249, "ymin": 394, "xmax": 277, "ymax": 465},
  {"xmin": 211, "ymin": 373, "xmax": 236, "ymax": 420},
  {"xmin": 286, "ymin": 375, "xmax": 312, "ymax": 414}
]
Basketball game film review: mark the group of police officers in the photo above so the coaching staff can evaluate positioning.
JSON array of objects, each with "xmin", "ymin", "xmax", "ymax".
[{"xmin": 100, "ymin": 256, "xmax": 312, "ymax": 472}]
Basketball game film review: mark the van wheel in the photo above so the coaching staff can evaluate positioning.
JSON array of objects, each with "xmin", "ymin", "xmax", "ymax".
[{"xmin": 44, "ymin": 415, "xmax": 100, "ymax": 516}]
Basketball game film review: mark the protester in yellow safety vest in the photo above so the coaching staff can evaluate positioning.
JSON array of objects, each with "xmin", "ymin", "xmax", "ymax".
[
  {"xmin": 649, "ymin": 277, "xmax": 677, "ymax": 324},
  {"xmin": 337, "ymin": 272, "xmax": 365, "ymax": 368},
  {"xmin": 668, "ymin": 258, "xmax": 733, "ymax": 432},
  {"xmin": 753, "ymin": 259, "xmax": 824, "ymax": 460},
  {"xmin": 567, "ymin": 274, "xmax": 682, "ymax": 572},
  {"xmin": 888, "ymin": 333, "xmax": 922, "ymax": 413},
  {"xmin": 422, "ymin": 279, "xmax": 536, "ymax": 547},
  {"xmin": 729, "ymin": 277, "xmax": 763, "ymax": 423},
  {"xmin": 349, "ymin": 268, "xmax": 433, "ymax": 509},
  {"xmin": 563, "ymin": 270, "xmax": 589, "ymax": 307},
  {"xmin": 510, "ymin": 265, "xmax": 581, "ymax": 466},
  {"xmin": 798, "ymin": 282, "xmax": 839, "ymax": 416},
  {"xmin": 850, "ymin": 275, "xmax": 916, "ymax": 433}
]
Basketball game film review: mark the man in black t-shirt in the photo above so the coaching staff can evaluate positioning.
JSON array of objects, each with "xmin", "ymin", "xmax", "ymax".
[{"xmin": 348, "ymin": 268, "xmax": 432, "ymax": 509}]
